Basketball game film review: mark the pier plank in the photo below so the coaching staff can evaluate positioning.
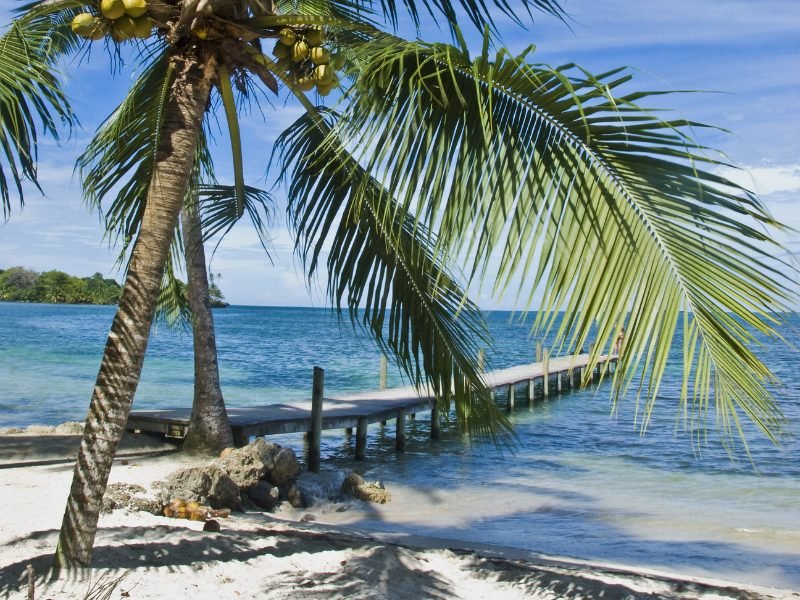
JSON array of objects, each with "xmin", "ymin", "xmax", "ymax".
[{"xmin": 126, "ymin": 354, "xmax": 614, "ymax": 449}]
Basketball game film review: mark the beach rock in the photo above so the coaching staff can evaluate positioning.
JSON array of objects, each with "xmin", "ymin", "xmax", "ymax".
[
  {"xmin": 268, "ymin": 447, "xmax": 300, "ymax": 485},
  {"xmin": 103, "ymin": 483, "xmax": 161, "ymax": 515},
  {"xmin": 156, "ymin": 464, "xmax": 241, "ymax": 510},
  {"xmin": 203, "ymin": 519, "xmax": 221, "ymax": 532},
  {"xmin": 246, "ymin": 480, "xmax": 281, "ymax": 511},
  {"xmin": 52, "ymin": 421, "xmax": 85, "ymax": 435},
  {"xmin": 213, "ymin": 438, "xmax": 300, "ymax": 488},
  {"xmin": 25, "ymin": 425, "xmax": 55, "ymax": 435},
  {"xmin": 286, "ymin": 483, "xmax": 307, "ymax": 509},
  {"xmin": 341, "ymin": 472, "xmax": 391, "ymax": 504},
  {"xmin": 1, "ymin": 427, "xmax": 24, "ymax": 434},
  {"xmin": 214, "ymin": 439, "xmax": 273, "ymax": 488}
]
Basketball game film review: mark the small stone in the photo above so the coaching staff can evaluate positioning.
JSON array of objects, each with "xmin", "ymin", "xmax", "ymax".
[
  {"xmin": 300, "ymin": 513, "xmax": 316, "ymax": 522},
  {"xmin": 341, "ymin": 472, "xmax": 391, "ymax": 504},
  {"xmin": 203, "ymin": 519, "xmax": 221, "ymax": 532}
]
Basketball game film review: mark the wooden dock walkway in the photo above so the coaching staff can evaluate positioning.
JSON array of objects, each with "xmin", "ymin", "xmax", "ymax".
[{"xmin": 127, "ymin": 352, "xmax": 616, "ymax": 464}]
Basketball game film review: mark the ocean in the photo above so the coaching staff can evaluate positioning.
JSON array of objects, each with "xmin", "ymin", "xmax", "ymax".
[{"xmin": 1, "ymin": 302, "xmax": 798, "ymax": 589}]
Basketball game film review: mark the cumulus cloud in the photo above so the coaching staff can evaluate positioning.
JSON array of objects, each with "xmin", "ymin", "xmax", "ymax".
[{"xmin": 716, "ymin": 165, "xmax": 800, "ymax": 197}]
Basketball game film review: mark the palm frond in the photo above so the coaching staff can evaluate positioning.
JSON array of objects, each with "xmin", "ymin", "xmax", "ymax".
[
  {"xmin": 79, "ymin": 52, "xmax": 176, "ymax": 248},
  {"xmin": 197, "ymin": 184, "xmax": 275, "ymax": 256},
  {"xmin": 0, "ymin": 17, "xmax": 75, "ymax": 217},
  {"xmin": 323, "ymin": 33, "xmax": 795, "ymax": 443},
  {"xmin": 275, "ymin": 107, "xmax": 512, "ymax": 442}
]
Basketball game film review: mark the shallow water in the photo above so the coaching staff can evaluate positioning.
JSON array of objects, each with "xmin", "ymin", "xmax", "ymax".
[{"xmin": 1, "ymin": 303, "xmax": 798, "ymax": 588}]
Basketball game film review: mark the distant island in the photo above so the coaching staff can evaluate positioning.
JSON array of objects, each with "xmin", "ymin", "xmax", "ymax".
[{"xmin": 0, "ymin": 266, "xmax": 229, "ymax": 307}]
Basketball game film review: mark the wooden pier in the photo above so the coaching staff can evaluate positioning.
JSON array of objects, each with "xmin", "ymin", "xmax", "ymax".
[{"xmin": 126, "ymin": 352, "xmax": 616, "ymax": 468}]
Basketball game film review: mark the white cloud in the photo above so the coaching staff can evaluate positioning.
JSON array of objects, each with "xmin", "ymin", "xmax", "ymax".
[{"xmin": 717, "ymin": 165, "xmax": 800, "ymax": 196}]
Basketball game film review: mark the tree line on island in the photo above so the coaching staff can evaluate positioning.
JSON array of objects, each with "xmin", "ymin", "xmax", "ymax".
[
  {"xmin": 1, "ymin": 0, "xmax": 795, "ymax": 575},
  {"xmin": 0, "ymin": 266, "xmax": 228, "ymax": 307}
]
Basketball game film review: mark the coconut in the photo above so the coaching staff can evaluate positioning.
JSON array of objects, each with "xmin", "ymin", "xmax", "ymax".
[
  {"xmin": 273, "ymin": 41, "xmax": 289, "ymax": 59},
  {"xmin": 291, "ymin": 40, "xmax": 309, "ymax": 62},
  {"xmin": 89, "ymin": 21, "xmax": 106, "ymax": 40},
  {"xmin": 316, "ymin": 80, "xmax": 335, "ymax": 96},
  {"xmin": 309, "ymin": 47, "xmax": 329, "ymax": 65},
  {"xmin": 123, "ymin": 0, "xmax": 147, "ymax": 17},
  {"xmin": 305, "ymin": 28, "xmax": 324, "ymax": 46},
  {"xmin": 100, "ymin": 0, "xmax": 126, "ymax": 20},
  {"xmin": 296, "ymin": 76, "xmax": 315, "ymax": 92},
  {"xmin": 278, "ymin": 28, "xmax": 295, "ymax": 45},
  {"xmin": 113, "ymin": 15, "xmax": 137, "ymax": 40},
  {"xmin": 313, "ymin": 64, "xmax": 334, "ymax": 85},
  {"xmin": 71, "ymin": 13, "xmax": 96, "ymax": 38},
  {"xmin": 196, "ymin": 0, "xmax": 213, "ymax": 15},
  {"xmin": 133, "ymin": 15, "xmax": 151, "ymax": 38}
]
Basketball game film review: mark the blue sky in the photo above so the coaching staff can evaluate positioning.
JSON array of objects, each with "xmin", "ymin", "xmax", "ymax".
[{"xmin": 0, "ymin": 0, "xmax": 798, "ymax": 307}]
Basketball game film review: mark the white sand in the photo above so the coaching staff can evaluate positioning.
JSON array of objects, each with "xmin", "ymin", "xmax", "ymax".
[{"xmin": 0, "ymin": 431, "xmax": 794, "ymax": 599}]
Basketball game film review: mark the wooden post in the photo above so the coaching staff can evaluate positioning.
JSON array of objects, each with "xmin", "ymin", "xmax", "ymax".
[
  {"xmin": 557, "ymin": 370, "xmax": 563, "ymax": 393},
  {"xmin": 380, "ymin": 355, "xmax": 388, "ymax": 389},
  {"xmin": 345, "ymin": 427, "xmax": 352, "ymax": 438},
  {"xmin": 543, "ymin": 349, "xmax": 550, "ymax": 398},
  {"xmin": 527, "ymin": 379, "xmax": 535, "ymax": 406},
  {"xmin": 355, "ymin": 417, "xmax": 368, "ymax": 460},
  {"xmin": 431, "ymin": 398, "xmax": 441, "ymax": 439},
  {"xmin": 536, "ymin": 341, "xmax": 542, "ymax": 363},
  {"xmin": 396, "ymin": 409, "xmax": 406, "ymax": 451},
  {"xmin": 308, "ymin": 366, "xmax": 324, "ymax": 473},
  {"xmin": 507, "ymin": 384, "xmax": 515, "ymax": 412}
]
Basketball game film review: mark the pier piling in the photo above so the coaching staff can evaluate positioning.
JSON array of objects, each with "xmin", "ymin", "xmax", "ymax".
[{"xmin": 308, "ymin": 366, "xmax": 324, "ymax": 473}]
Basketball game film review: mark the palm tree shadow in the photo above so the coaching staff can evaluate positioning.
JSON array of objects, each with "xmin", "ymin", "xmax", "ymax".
[{"xmin": 0, "ymin": 525, "xmax": 454, "ymax": 599}]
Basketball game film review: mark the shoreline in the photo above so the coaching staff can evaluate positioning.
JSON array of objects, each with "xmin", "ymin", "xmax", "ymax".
[{"xmin": 0, "ymin": 428, "xmax": 796, "ymax": 599}]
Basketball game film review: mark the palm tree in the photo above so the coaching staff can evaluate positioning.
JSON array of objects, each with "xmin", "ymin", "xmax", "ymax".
[{"xmin": 4, "ymin": 0, "xmax": 793, "ymax": 570}]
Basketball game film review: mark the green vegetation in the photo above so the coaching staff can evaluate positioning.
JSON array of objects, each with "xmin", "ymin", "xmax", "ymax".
[{"xmin": 0, "ymin": 266, "xmax": 121, "ymax": 304}]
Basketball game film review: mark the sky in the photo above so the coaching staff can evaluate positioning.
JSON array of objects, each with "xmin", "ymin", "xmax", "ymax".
[{"xmin": 0, "ymin": 0, "xmax": 798, "ymax": 308}]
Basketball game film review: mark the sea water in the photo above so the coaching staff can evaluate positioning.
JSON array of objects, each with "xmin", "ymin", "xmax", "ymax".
[{"xmin": 1, "ymin": 303, "xmax": 798, "ymax": 589}]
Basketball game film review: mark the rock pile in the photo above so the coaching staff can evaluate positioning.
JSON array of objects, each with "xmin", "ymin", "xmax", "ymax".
[{"xmin": 153, "ymin": 438, "xmax": 305, "ymax": 515}]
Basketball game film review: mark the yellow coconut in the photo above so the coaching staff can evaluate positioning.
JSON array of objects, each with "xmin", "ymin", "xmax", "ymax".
[
  {"xmin": 71, "ymin": 13, "xmax": 96, "ymax": 38},
  {"xmin": 113, "ymin": 15, "xmax": 137, "ymax": 40},
  {"xmin": 309, "ymin": 47, "xmax": 329, "ymax": 65},
  {"xmin": 313, "ymin": 64, "xmax": 334, "ymax": 85},
  {"xmin": 273, "ymin": 41, "xmax": 289, "ymax": 59},
  {"xmin": 278, "ymin": 28, "xmax": 295, "ymax": 45},
  {"xmin": 316, "ymin": 80, "xmax": 335, "ymax": 96},
  {"xmin": 133, "ymin": 15, "xmax": 151, "ymax": 38},
  {"xmin": 291, "ymin": 40, "xmax": 309, "ymax": 62},
  {"xmin": 296, "ymin": 76, "xmax": 315, "ymax": 92},
  {"xmin": 123, "ymin": 0, "xmax": 147, "ymax": 17},
  {"xmin": 100, "ymin": 0, "xmax": 126, "ymax": 20},
  {"xmin": 88, "ymin": 19, "xmax": 106, "ymax": 40},
  {"xmin": 305, "ymin": 28, "xmax": 324, "ymax": 46}
]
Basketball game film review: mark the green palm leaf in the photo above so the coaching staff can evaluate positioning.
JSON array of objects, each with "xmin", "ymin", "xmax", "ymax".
[
  {"xmin": 0, "ymin": 17, "xmax": 75, "ymax": 217},
  {"xmin": 314, "ymin": 32, "xmax": 794, "ymax": 443},
  {"xmin": 275, "ymin": 107, "xmax": 512, "ymax": 441}
]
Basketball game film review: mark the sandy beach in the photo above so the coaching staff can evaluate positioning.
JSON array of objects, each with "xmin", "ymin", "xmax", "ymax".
[{"xmin": 0, "ymin": 428, "xmax": 796, "ymax": 600}]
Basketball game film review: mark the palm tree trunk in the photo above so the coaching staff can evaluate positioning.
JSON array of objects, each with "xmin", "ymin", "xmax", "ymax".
[
  {"xmin": 54, "ymin": 50, "xmax": 218, "ymax": 569},
  {"xmin": 181, "ymin": 205, "xmax": 234, "ymax": 453}
]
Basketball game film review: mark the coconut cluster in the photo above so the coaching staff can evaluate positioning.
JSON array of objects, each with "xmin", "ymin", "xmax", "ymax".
[
  {"xmin": 273, "ymin": 27, "xmax": 339, "ymax": 96},
  {"xmin": 70, "ymin": 0, "xmax": 152, "ymax": 43}
]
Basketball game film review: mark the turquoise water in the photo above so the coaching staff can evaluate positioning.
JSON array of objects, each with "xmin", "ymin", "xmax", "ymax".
[{"xmin": 1, "ymin": 303, "xmax": 799, "ymax": 588}]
